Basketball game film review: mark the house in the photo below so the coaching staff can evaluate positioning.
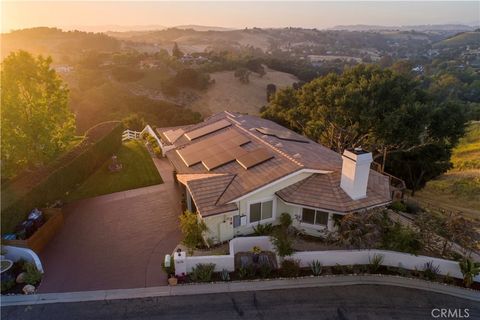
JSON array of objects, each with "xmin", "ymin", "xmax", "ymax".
[{"xmin": 156, "ymin": 111, "xmax": 398, "ymax": 243}]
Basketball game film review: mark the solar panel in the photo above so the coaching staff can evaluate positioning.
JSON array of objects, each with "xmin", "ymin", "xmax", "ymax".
[
  {"xmin": 185, "ymin": 119, "xmax": 231, "ymax": 141},
  {"xmin": 177, "ymin": 130, "xmax": 250, "ymax": 169},
  {"xmin": 256, "ymin": 127, "xmax": 309, "ymax": 143},
  {"xmin": 236, "ymin": 148, "xmax": 274, "ymax": 169}
]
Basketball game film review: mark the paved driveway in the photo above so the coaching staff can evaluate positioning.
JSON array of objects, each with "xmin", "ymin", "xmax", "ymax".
[{"xmin": 38, "ymin": 158, "xmax": 182, "ymax": 293}]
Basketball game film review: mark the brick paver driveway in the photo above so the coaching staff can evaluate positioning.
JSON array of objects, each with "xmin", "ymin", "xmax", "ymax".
[{"xmin": 38, "ymin": 158, "xmax": 182, "ymax": 293}]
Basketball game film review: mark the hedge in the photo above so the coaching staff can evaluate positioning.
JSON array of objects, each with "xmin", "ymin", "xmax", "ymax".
[{"xmin": 1, "ymin": 122, "xmax": 124, "ymax": 233}]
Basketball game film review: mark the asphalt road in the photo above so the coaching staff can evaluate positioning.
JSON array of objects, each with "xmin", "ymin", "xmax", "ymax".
[{"xmin": 2, "ymin": 285, "xmax": 479, "ymax": 320}]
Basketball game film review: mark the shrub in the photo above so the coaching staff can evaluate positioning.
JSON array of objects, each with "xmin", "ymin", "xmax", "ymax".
[
  {"xmin": 23, "ymin": 263, "xmax": 42, "ymax": 285},
  {"xmin": 220, "ymin": 269, "xmax": 230, "ymax": 281},
  {"xmin": 179, "ymin": 210, "xmax": 207, "ymax": 253},
  {"xmin": 152, "ymin": 146, "xmax": 162, "ymax": 158},
  {"xmin": 279, "ymin": 213, "xmax": 292, "ymax": 229},
  {"xmin": 382, "ymin": 223, "xmax": 423, "ymax": 254},
  {"xmin": 190, "ymin": 263, "xmax": 215, "ymax": 282},
  {"xmin": 253, "ymin": 223, "xmax": 273, "ymax": 235},
  {"xmin": 271, "ymin": 229, "xmax": 294, "ymax": 258},
  {"xmin": 422, "ymin": 261, "xmax": 440, "ymax": 281},
  {"xmin": 280, "ymin": 259, "xmax": 300, "ymax": 277},
  {"xmin": 389, "ymin": 201, "xmax": 407, "ymax": 212},
  {"xmin": 459, "ymin": 258, "xmax": 480, "ymax": 288},
  {"xmin": 259, "ymin": 262, "xmax": 272, "ymax": 278},
  {"xmin": 309, "ymin": 260, "xmax": 323, "ymax": 276},
  {"xmin": 162, "ymin": 256, "xmax": 175, "ymax": 275},
  {"xmin": 368, "ymin": 254, "xmax": 384, "ymax": 273},
  {"xmin": 405, "ymin": 200, "xmax": 421, "ymax": 214},
  {"xmin": 237, "ymin": 267, "xmax": 248, "ymax": 279},
  {"xmin": 1, "ymin": 279, "xmax": 15, "ymax": 293}
]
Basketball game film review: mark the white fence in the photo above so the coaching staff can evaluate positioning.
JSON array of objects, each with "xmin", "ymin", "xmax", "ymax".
[
  {"xmin": 182, "ymin": 236, "xmax": 479, "ymax": 281},
  {"xmin": 122, "ymin": 129, "xmax": 141, "ymax": 141},
  {"xmin": 141, "ymin": 125, "xmax": 176, "ymax": 156}
]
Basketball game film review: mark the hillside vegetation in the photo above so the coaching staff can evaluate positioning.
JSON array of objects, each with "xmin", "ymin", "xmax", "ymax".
[
  {"xmin": 416, "ymin": 122, "xmax": 480, "ymax": 218},
  {"xmin": 434, "ymin": 31, "xmax": 480, "ymax": 48}
]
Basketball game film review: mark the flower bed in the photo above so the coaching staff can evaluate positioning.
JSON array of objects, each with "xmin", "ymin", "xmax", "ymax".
[{"xmin": 174, "ymin": 261, "xmax": 480, "ymax": 291}]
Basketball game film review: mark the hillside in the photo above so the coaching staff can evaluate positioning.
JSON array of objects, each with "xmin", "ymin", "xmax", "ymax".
[
  {"xmin": 433, "ymin": 31, "xmax": 480, "ymax": 48},
  {"xmin": 415, "ymin": 122, "xmax": 480, "ymax": 220},
  {"xmin": 189, "ymin": 67, "xmax": 298, "ymax": 116}
]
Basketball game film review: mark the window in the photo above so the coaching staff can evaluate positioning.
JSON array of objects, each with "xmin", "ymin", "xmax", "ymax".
[
  {"xmin": 301, "ymin": 208, "xmax": 329, "ymax": 226},
  {"xmin": 249, "ymin": 200, "xmax": 273, "ymax": 223}
]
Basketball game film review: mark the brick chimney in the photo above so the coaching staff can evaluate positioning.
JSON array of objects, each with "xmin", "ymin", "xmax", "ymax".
[{"xmin": 340, "ymin": 148, "xmax": 373, "ymax": 200}]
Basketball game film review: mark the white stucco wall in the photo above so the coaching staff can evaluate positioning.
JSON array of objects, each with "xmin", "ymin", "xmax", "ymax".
[
  {"xmin": 183, "ymin": 237, "xmax": 479, "ymax": 281},
  {"xmin": 234, "ymin": 171, "xmax": 314, "ymax": 236}
]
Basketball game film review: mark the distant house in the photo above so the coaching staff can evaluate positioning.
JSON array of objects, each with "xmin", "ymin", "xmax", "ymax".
[
  {"xmin": 53, "ymin": 65, "xmax": 73, "ymax": 74},
  {"xmin": 156, "ymin": 112, "xmax": 400, "ymax": 243},
  {"xmin": 180, "ymin": 54, "xmax": 209, "ymax": 65}
]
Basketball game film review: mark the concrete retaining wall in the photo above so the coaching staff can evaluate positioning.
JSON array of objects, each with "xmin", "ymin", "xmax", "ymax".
[{"xmin": 184, "ymin": 237, "xmax": 479, "ymax": 281}]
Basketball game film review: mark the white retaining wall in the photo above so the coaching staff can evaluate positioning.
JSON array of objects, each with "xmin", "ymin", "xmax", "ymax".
[
  {"xmin": 2, "ymin": 245, "xmax": 44, "ymax": 273},
  {"xmin": 185, "ymin": 236, "xmax": 273, "ymax": 272},
  {"xmin": 183, "ymin": 236, "xmax": 479, "ymax": 281}
]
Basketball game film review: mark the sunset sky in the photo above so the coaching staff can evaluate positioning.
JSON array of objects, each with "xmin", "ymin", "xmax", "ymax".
[{"xmin": 2, "ymin": 1, "xmax": 479, "ymax": 32}]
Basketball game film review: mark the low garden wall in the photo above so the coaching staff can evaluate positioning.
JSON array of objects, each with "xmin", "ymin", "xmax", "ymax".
[
  {"xmin": 2, "ymin": 245, "xmax": 44, "ymax": 273},
  {"xmin": 185, "ymin": 236, "xmax": 273, "ymax": 272},
  {"xmin": 184, "ymin": 236, "xmax": 480, "ymax": 281}
]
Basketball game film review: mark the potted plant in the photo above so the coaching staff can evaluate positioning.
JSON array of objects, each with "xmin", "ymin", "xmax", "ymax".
[
  {"xmin": 252, "ymin": 246, "xmax": 262, "ymax": 263},
  {"xmin": 168, "ymin": 274, "xmax": 178, "ymax": 286}
]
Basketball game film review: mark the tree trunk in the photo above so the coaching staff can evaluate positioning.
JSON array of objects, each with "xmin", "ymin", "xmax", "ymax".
[{"xmin": 381, "ymin": 146, "xmax": 388, "ymax": 173}]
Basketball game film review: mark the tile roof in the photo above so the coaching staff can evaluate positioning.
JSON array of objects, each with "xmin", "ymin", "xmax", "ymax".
[
  {"xmin": 186, "ymin": 174, "xmax": 238, "ymax": 217},
  {"xmin": 161, "ymin": 111, "xmax": 392, "ymax": 216},
  {"xmin": 276, "ymin": 170, "xmax": 391, "ymax": 213}
]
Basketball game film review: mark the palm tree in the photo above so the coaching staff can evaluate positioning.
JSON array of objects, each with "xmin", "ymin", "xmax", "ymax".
[{"xmin": 459, "ymin": 258, "xmax": 480, "ymax": 288}]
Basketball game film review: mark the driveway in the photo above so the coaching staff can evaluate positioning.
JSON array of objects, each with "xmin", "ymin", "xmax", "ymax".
[{"xmin": 38, "ymin": 158, "xmax": 182, "ymax": 293}]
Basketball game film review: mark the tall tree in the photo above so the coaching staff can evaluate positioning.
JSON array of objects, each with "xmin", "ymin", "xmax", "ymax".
[
  {"xmin": 172, "ymin": 42, "xmax": 183, "ymax": 59},
  {"xmin": 1, "ymin": 51, "xmax": 75, "ymax": 178},
  {"xmin": 262, "ymin": 64, "xmax": 466, "ymax": 193}
]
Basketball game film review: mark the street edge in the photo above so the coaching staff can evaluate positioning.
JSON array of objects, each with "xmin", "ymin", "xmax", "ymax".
[{"xmin": 1, "ymin": 274, "xmax": 479, "ymax": 307}]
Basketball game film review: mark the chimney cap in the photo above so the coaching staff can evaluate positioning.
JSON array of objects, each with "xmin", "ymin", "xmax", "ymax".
[{"xmin": 348, "ymin": 147, "xmax": 369, "ymax": 155}]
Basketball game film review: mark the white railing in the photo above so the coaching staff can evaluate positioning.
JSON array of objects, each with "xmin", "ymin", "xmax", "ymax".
[
  {"xmin": 122, "ymin": 129, "xmax": 141, "ymax": 141},
  {"xmin": 181, "ymin": 236, "xmax": 480, "ymax": 281}
]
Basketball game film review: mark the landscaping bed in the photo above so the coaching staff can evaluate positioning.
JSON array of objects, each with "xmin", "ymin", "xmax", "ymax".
[
  {"xmin": 172, "ymin": 260, "xmax": 480, "ymax": 291},
  {"xmin": 1, "ymin": 259, "xmax": 42, "ymax": 295}
]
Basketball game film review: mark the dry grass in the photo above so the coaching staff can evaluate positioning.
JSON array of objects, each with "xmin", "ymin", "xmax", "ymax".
[
  {"xmin": 189, "ymin": 67, "xmax": 298, "ymax": 116},
  {"xmin": 416, "ymin": 122, "xmax": 480, "ymax": 218}
]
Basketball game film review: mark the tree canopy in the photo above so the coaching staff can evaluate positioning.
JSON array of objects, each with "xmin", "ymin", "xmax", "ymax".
[
  {"xmin": 261, "ymin": 64, "xmax": 467, "ymax": 193},
  {"xmin": 1, "ymin": 51, "xmax": 76, "ymax": 178}
]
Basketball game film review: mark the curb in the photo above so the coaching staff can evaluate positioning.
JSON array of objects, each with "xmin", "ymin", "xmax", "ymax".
[{"xmin": 1, "ymin": 274, "xmax": 478, "ymax": 307}]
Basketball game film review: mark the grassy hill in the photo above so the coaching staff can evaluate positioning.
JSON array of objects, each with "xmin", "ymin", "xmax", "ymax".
[
  {"xmin": 415, "ymin": 122, "xmax": 480, "ymax": 220},
  {"xmin": 189, "ymin": 67, "xmax": 298, "ymax": 116},
  {"xmin": 433, "ymin": 31, "xmax": 480, "ymax": 48}
]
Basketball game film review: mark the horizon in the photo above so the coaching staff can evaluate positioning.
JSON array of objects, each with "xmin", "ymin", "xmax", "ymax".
[{"xmin": 2, "ymin": 1, "xmax": 479, "ymax": 33}]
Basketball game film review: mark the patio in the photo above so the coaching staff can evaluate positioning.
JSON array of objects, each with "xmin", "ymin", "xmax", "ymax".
[{"xmin": 38, "ymin": 158, "xmax": 182, "ymax": 293}]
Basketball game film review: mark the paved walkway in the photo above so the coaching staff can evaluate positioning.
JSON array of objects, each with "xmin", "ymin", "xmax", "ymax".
[{"xmin": 38, "ymin": 158, "xmax": 183, "ymax": 293}]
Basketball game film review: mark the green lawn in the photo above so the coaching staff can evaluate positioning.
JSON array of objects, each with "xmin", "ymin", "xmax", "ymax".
[{"xmin": 65, "ymin": 140, "xmax": 162, "ymax": 202}]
